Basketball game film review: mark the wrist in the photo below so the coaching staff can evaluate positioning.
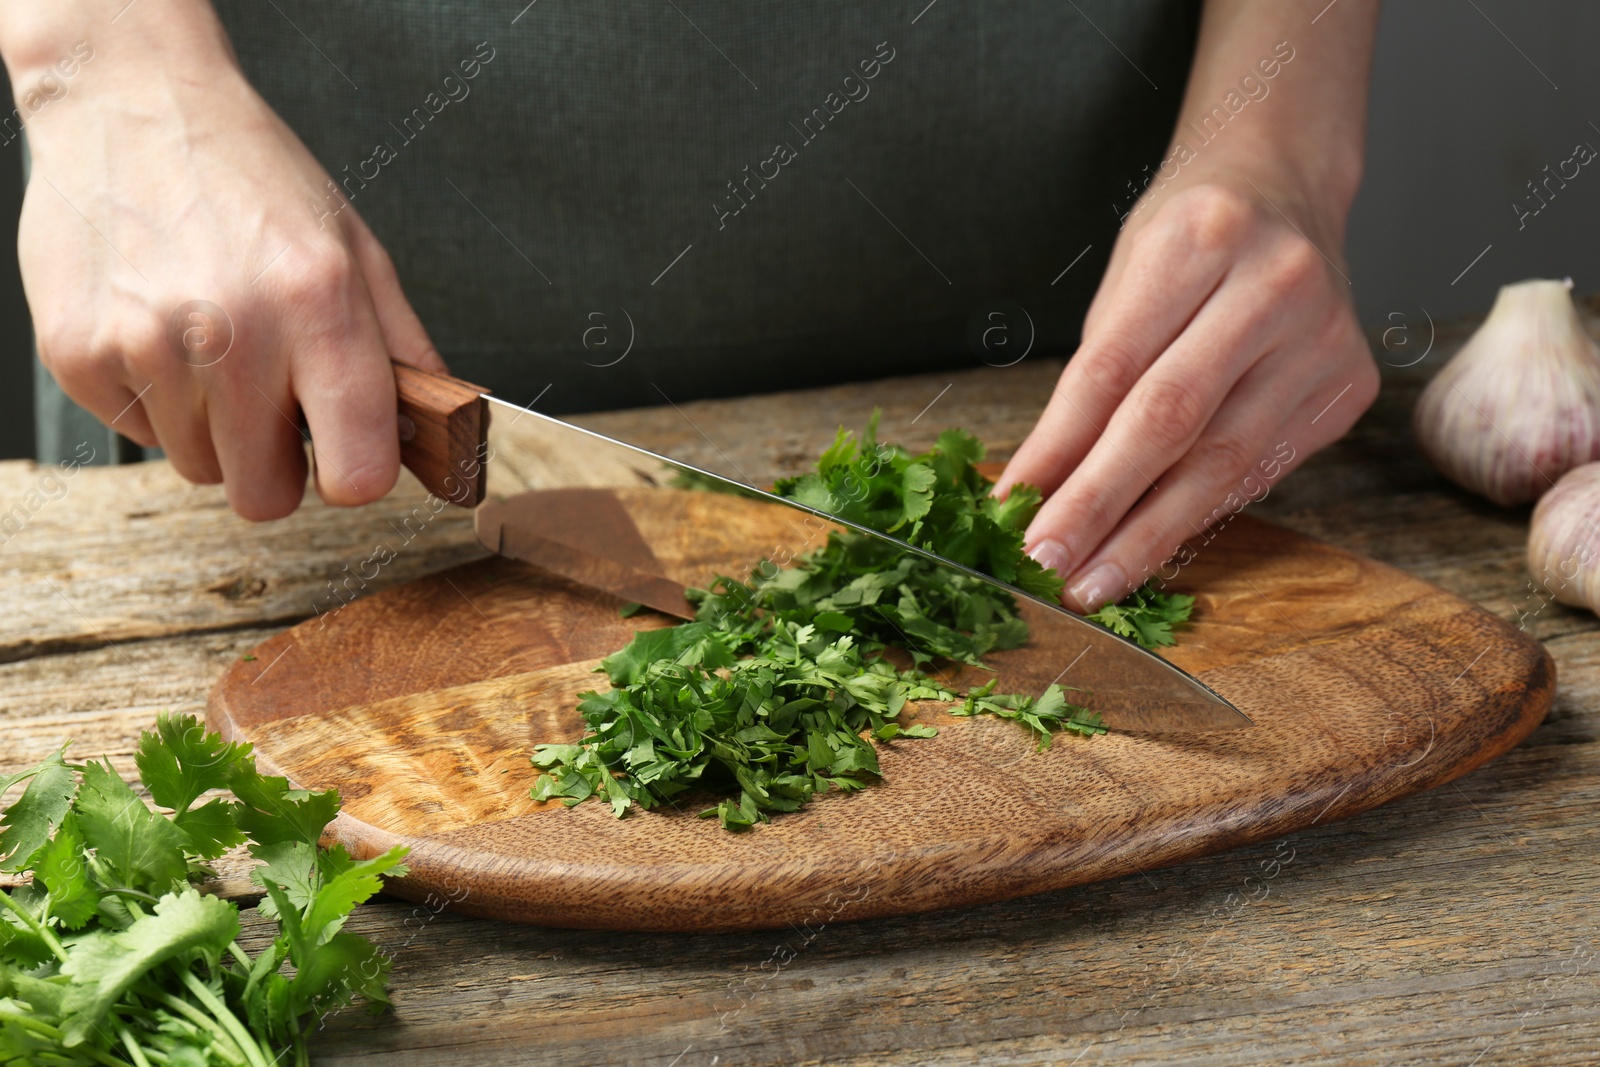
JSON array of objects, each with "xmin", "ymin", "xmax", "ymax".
[
  {"xmin": 1, "ymin": 0, "xmax": 237, "ymax": 108},
  {"xmin": 1126, "ymin": 144, "xmax": 1353, "ymax": 256}
]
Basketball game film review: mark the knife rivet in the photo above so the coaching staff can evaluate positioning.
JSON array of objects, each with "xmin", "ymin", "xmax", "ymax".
[{"xmin": 397, "ymin": 414, "xmax": 417, "ymax": 443}]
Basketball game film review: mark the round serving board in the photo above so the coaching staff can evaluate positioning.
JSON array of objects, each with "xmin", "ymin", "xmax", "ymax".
[{"xmin": 207, "ymin": 490, "xmax": 1552, "ymax": 932}]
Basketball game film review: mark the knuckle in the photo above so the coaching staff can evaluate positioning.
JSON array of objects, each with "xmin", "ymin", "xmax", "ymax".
[
  {"xmin": 1171, "ymin": 184, "xmax": 1254, "ymax": 255},
  {"xmin": 34, "ymin": 320, "xmax": 82, "ymax": 374},
  {"xmin": 1264, "ymin": 238, "xmax": 1324, "ymax": 298},
  {"xmin": 1136, "ymin": 378, "xmax": 1207, "ymax": 450},
  {"xmin": 278, "ymin": 243, "xmax": 357, "ymax": 311},
  {"xmin": 118, "ymin": 317, "xmax": 172, "ymax": 374},
  {"xmin": 1194, "ymin": 432, "xmax": 1257, "ymax": 480},
  {"xmin": 1077, "ymin": 339, "xmax": 1144, "ymax": 400}
]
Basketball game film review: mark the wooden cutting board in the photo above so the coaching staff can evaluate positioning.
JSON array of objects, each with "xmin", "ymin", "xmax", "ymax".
[{"xmin": 207, "ymin": 490, "xmax": 1552, "ymax": 932}]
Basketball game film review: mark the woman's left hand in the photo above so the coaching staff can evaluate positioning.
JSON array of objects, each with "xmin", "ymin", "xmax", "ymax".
[{"xmin": 995, "ymin": 173, "xmax": 1378, "ymax": 613}]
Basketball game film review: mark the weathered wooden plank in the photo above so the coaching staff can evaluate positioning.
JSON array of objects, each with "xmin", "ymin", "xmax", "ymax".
[
  {"xmin": 291, "ymin": 734, "xmax": 1599, "ymax": 1066},
  {"xmin": 0, "ymin": 460, "xmax": 486, "ymax": 662}
]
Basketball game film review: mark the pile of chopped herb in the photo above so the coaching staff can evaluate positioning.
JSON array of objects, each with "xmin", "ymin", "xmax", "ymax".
[
  {"xmin": 0, "ymin": 713, "xmax": 406, "ymax": 1067},
  {"xmin": 534, "ymin": 416, "xmax": 1194, "ymax": 830}
]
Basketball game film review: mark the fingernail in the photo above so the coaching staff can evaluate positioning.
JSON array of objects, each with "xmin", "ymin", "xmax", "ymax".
[
  {"xmin": 1069, "ymin": 562, "xmax": 1126, "ymax": 613},
  {"xmin": 1027, "ymin": 537, "xmax": 1072, "ymax": 576}
]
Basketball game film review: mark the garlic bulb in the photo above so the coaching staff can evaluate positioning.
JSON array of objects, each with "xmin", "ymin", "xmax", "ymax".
[
  {"xmin": 1414, "ymin": 278, "xmax": 1600, "ymax": 506},
  {"xmin": 1528, "ymin": 461, "xmax": 1600, "ymax": 608}
]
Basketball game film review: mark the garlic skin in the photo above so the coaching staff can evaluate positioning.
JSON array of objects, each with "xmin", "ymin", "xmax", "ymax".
[
  {"xmin": 1414, "ymin": 278, "xmax": 1600, "ymax": 506},
  {"xmin": 1528, "ymin": 462, "xmax": 1600, "ymax": 609}
]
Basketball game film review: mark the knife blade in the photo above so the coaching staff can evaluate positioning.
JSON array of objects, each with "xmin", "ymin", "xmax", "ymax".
[{"xmin": 392, "ymin": 364, "xmax": 1251, "ymax": 734}]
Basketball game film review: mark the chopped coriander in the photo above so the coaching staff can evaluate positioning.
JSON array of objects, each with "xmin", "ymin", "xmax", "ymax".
[
  {"xmin": 617, "ymin": 601, "xmax": 644, "ymax": 618},
  {"xmin": 1088, "ymin": 583, "xmax": 1196, "ymax": 649},
  {"xmin": 952, "ymin": 679, "xmax": 1107, "ymax": 749},
  {"xmin": 534, "ymin": 416, "xmax": 1196, "ymax": 829},
  {"xmin": 773, "ymin": 412, "xmax": 1065, "ymax": 602},
  {"xmin": 0, "ymin": 712, "xmax": 407, "ymax": 1067}
]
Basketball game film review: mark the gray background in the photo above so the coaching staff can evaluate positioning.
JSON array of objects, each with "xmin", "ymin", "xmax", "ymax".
[{"xmin": 0, "ymin": 0, "xmax": 1595, "ymax": 459}]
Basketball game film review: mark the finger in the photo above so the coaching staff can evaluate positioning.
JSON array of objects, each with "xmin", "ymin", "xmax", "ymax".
[
  {"xmin": 1057, "ymin": 339, "xmax": 1378, "ymax": 613},
  {"xmin": 1054, "ymin": 346, "xmax": 1315, "ymax": 612},
  {"xmin": 349, "ymin": 220, "xmax": 449, "ymax": 374},
  {"xmin": 282, "ymin": 248, "xmax": 401, "ymax": 507},
  {"xmin": 36, "ymin": 329, "xmax": 162, "ymax": 447},
  {"xmin": 135, "ymin": 367, "xmax": 223, "ymax": 484},
  {"xmin": 209, "ymin": 351, "xmax": 311, "ymax": 521},
  {"xmin": 109, "ymin": 395, "xmax": 158, "ymax": 449},
  {"xmin": 54, "ymin": 372, "xmax": 158, "ymax": 448},
  {"xmin": 994, "ymin": 187, "xmax": 1253, "ymax": 501},
  {"xmin": 1021, "ymin": 272, "xmax": 1290, "ymax": 583}
]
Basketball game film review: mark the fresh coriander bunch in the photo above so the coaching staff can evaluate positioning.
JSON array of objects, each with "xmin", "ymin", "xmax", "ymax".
[{"xmin": 0, "ymin": 713, "xmax": 408, "ymax": 1067}]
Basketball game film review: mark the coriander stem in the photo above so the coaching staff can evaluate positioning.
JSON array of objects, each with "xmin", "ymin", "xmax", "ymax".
[
  {"xmin": 0, "ymin": 887, "xmax": 66, "ymax": 959},
  {"xmin": 0, "ymin": 1010, "xmax": 137, "ymax": 1067},
  {"xmin": 147, "ymin": 988, "xmax": 253, "ymax": 1067},
  {"xmin": 178, "ymin": 969, "xmax": 276, "ymax": 1067},
  {"xmin": 227, "ymin": 939, "xmax": 253, "ymax": 970},
  {"xmin": 119, "ymin": 1025, "xmax": 157, "ymax": 1067}
]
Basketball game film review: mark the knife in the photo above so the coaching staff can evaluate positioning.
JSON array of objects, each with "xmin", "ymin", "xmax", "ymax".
[{"xmin": 390, "ymin": 364, "xmax": 1251, "ymax": 735}]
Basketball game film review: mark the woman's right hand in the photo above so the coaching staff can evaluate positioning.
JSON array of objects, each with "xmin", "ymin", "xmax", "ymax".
[{"xmin": 5, "ymin": 0, "xmax": 445, "ymax": 520}]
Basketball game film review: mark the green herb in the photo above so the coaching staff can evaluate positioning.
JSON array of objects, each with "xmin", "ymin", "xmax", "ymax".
[
  {"xmin": 773, "ymin": 412, "xmax": 1064, "ymax": 602},
  {"xmin": 617, "ymin": 602, "xmax": 644, "ymax": 618},
  {"xmin": 0, "ymin": 712, "xmax": 407, "ymax": 1067},
  {"xmin": 1088, "ymin": 583, "xmax": 1196, "ymax": 649},
  {"xmin": 534, "ymin": 417, "xmax": 1195, "ymax": 829},
  {"xmin": 534, "ymin": 615, "xmax": 952, "ymax": 829},
  {"xmin": 952, "ymin": 679, "xmax": 1107, "ymax": 749}
]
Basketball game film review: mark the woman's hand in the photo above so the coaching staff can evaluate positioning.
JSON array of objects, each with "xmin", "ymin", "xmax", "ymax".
[
  {"xmin": 997, "ymin": 176, "xmax": 1377, "ymax": 612},
  {"xmin": 6, "ymin": 1, "xmax": 443, "ymax": 520},
  {"xmin": 996, "ymin": 0, "xmax": 1382, "ymax": 613}
]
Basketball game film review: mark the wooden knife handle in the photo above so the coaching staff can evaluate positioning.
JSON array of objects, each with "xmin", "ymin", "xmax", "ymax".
[{"xmin": 393, "ymin": 363, "xmax": 489, "ymax": 508}]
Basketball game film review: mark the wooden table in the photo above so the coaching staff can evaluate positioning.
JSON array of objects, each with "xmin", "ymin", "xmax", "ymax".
[{"xmin": 4, "ymin": 316, "xmax": 1598, "ymax": 1066}]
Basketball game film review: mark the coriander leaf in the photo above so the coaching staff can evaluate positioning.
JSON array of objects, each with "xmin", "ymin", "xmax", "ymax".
[
  {"xmin": 302, "ymin": 844, "xmax": 409, "ymax": 947},
  {"xmin": 287, "ymin": 929, "xmax": 394, "ymax": 1018},
  {"xmin": 173, "ymin": 797, "xmax": 246, "ymax": 861},
  {"xmin": 60, "ymin": 887, "xmax": 239, "ymax": 1047},
  {"xmin": 598, "ymin": 622, "xmax": 734, "ymax": 687},
  {"xmin": 228, "ymin": 764, "xmax": 341, "ymax": 848},
  {"xmin": 75, "ymin": 760, "xmax": 188, "ymax": 895},
  {"xmin": 250, "ymin": 840, "xmax": 318, "ymax": 922},
  {"xmin": 1088, "ymin": 583, "xmax": 1196, "ymax": 649},
  {"xmin": 135, "ymin": 712, "xmax": 253, "ymax": 815},
  {"xmin": 0, "ymin": 895, "xmax": 55, "ymax": 966},
  {"xmin": 893, "ymin": 462, "xmax": 938, "ymax": 529},
  {"xmin": 0, "ymin": 744, "xmax": 77, "ymax": 872},
  {"xmin": 932, "ymin": 427, "xmax": 984, "ymax": 477},
  {"xmin": 34, "ymin": 811, "xmax": 96, "ymax": 930}
]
